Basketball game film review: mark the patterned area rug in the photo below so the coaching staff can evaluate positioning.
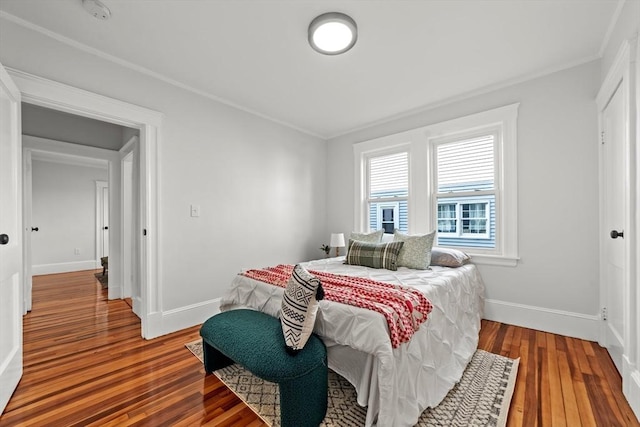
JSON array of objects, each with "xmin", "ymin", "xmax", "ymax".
[{"xmin": 186, "ymin": 340, "xmax": 518, "ymax": 426}]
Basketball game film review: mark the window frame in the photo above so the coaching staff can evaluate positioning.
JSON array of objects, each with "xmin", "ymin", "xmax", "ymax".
[
  {"xmin": 356, "ymin": 142, "xmax": 412, "ymax": 236},
  {"xmin": 432, "ymin": 128, "xmax": 498, "ymax": 247},
  {"xmin": 354, "ymin": 103, "xmax": 519, "ymax": 266}
]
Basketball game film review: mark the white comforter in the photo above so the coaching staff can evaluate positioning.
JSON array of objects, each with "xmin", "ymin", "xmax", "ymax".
[{"xmin": 219, "ymin": 257, "xmax": 485, "ymax": 427}]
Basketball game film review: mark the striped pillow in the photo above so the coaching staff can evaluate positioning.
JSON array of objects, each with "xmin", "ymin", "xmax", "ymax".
[
  {"xmin": 280, "ymin": 264, "xmax": 324, "ymax": 355},
  {"xmin": 344, "ymin": 239, "xmax": 405, "ymax": 271}
]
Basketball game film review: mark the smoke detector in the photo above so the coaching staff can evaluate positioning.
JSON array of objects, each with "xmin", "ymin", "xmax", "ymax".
[{"xmin": 83, "ymin": 0, "xmax": 111, "ymax": 20}]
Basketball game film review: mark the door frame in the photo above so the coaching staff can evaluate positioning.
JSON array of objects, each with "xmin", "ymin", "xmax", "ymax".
[
  {"xmin": 22, "ymin": 149, "xmax": 32, "ymax": 313},
  {"xmin": 10, "ymin": 67, "xmax": 162, "ymax": 339},
  {"xmin": 596, "ymin": 36, "xmax": 639, "ymax": 417},
  {"xmin": 120, "ymin": 135, "xmax": 139, "ymax": 314},
  {"xmin": 23, "ymin": 144, "xmax": 110, "ymax": 287}
]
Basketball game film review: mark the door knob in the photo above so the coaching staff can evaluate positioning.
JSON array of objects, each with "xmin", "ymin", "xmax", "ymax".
[
  {"xmin": 0, "ymin": 234, "xmax": 8, "ymax": 245},
  {"xmin": 31, "ymin": 227, "xmax": 39, "ymax": 232},
  {"xmin": 610, "ymin": 230, "xmax": 624, "ymax": 239}
]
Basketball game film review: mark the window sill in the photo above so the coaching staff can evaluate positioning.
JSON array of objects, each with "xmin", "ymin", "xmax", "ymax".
[{"xmin": 467, "ymin": 253, "xmax": 519, "ymax": 267}]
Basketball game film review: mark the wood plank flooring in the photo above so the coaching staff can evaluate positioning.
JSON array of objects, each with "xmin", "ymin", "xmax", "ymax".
[{"xmin": 1, "ymin": 269, "xmax": 638, "ymax": 426}]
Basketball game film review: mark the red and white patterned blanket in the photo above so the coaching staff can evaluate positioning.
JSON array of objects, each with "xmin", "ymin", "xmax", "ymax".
[{"xmin": 241, "ymin": 264, "xmax": 433, "ymax": 348}]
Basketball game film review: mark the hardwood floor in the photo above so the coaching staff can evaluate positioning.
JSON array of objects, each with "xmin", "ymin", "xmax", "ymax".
[
  {"xmin": 480, "ymin": 320, "xmax": 639, "ymax": 426},
  {"xmin": 0, "ymin": 269, "xmax": 638, "ymax": 426}
]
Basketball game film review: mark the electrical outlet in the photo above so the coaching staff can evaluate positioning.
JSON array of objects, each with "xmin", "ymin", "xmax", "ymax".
[
  {"xmin": 190, "ymin": 204, "xmax": 200, "ymax": 217},
  {"xmin": 74, "ymin": 248, "xmax": 80, "ymax": 255}
]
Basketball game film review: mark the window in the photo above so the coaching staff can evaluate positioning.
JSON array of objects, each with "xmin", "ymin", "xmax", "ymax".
[
  {"xmin": 437, "ymin": 203, "xmax": 457, "ymax": 233},
  {"xmin": 354, "ymin": 104, "xmax": 519, "ymax": 266},
  {"xmin": 434, "ymin": 134, "xmax": 495, "ymax": 247},
  {"xmin": 438, "ymin": 200, "xmax": 490, "ymax": 238},
  {"xmin": 377, "ymin": 203, "xmax": 400, "ymax": 233},
  {"xmin": 461, "ymin": 203, "xmax": 488, "ymax": 235},
  {"xmin": 366, "ymin": 151, "xmax": 408, "ymax": 234}
]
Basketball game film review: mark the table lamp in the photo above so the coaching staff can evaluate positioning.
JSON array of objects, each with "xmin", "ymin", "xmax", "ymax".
[{"xmin": 330, "ymin": 233, "xmax": 345, "ymax": 257}]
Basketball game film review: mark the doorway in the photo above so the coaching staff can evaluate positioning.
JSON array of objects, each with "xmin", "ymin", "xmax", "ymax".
[{"xmin": 11, "ymin": 69, "xmax": 161, "ymax": 339}]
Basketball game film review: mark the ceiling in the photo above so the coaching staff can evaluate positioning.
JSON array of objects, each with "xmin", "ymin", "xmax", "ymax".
[{"xmin": 0, "ymin": 0, "xmax": 621, "ymax": 139}]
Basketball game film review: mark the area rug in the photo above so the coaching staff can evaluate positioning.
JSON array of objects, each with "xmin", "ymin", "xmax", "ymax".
[
  {"xmin": 185, "ymin": 340, "xmax": 518, "ymax": 426},
  {"xmin": 94, "ymin": 273, "xmax": 108, "ymax": 289}
]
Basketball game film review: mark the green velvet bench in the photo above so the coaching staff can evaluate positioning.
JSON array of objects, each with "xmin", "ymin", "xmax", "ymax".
[{"xmin": 199, "ymin": 309, "xmax": 328, "ymax": 427}]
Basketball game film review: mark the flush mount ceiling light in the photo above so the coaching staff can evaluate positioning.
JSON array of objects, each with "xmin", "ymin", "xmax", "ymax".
[
  {"xmin": 308, "ymin": 12, "xmax": 357, "ymax": 55},
  {"xmin": 83, "ymin": 0, "xmax": 111, "ymax": 20}
]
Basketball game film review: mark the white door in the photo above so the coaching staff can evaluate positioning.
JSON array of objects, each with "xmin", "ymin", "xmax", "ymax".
[
  {"xmin": 96, "ymin": 181, "xmax": 109, "ymax": 261},
  {"xmin": 601, "ymin": 82, "xmax": 626, "ymax": 374},
  {"xmin": 102, "ymin": 186, "xmax": 109, "ymax": 257},
  {"xmin": 0, "ymin": 62, "xmax": 23, "ymax": 413}
]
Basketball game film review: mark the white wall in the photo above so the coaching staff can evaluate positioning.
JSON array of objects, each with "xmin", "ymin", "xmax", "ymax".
[
  {"xmin": 0, "ymin": 19, "xmax": 327, "ymax": 321},
  {"xmin": 327, "ymin": 60, "xmax": 601, "ymax": 339},
  {"xmin": 22, "ymin": 103, "xmax": 131, "ymax": 151},
  {"xmin": 31, "ymin": 158, "xmax": 108, "ymax": 274}
]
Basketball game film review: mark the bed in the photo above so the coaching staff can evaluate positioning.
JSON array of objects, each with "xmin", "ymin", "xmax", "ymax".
[{"xmin": 219, "ymin": 256, "xmax": 485, "ymax": 427}]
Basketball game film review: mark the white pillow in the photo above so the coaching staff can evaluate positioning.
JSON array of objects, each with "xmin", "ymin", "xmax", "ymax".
[
  {"xmin": 280, "ymin": 264, "xmax": 324, "ymax": 355},
  {"xmin": 350, "ymin": 229, "xmax": 384, "ymax": 243}
]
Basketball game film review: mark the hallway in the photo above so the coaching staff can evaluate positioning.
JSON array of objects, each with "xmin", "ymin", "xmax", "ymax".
[{"xmin": 0, "ymin": 270, "xmax": 265, "ymax": 426}]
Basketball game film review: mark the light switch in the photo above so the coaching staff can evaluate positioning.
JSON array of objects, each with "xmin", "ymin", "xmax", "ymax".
[{"xmin": 190, "ymin": 204, "xmax": 200, "ymax": 217}]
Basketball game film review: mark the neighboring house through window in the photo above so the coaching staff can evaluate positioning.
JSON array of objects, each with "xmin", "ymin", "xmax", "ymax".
[{"xmin": 354, "ymin": 104, "xmax": 519, "ymax": 266}]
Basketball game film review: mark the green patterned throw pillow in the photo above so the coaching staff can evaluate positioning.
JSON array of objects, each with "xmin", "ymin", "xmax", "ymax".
[
  {"xmin": 280, "ymin": 264, "xmax": 324, "ymax": 355},
  {"xmin": 393, "ymin": 230, "xmax": 436, "ymax": 270},
  {"xmin": 344, "ymin": 239, "xmax": 404, "ymax": 271}
]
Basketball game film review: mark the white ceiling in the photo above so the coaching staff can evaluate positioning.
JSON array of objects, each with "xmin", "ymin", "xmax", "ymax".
[{"xmin": 0, "ymin": 0, "xmax": 621, "ymax": 139}]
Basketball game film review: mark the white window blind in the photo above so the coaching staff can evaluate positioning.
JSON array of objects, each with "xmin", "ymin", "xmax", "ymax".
[
  {"xmin": 436, "ymin": 135, "xmax": 494, "ymax": 192},
  {"xmin": 368, "ymin": 152, "xmax": 408, "ymax": 198}
]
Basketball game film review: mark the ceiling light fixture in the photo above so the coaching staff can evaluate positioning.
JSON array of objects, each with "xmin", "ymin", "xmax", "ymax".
[
  {"xmin": 83, "ymin": 0, "xmax": 111, "ymax": 20},
  {"xmin": 308, "ymin": 12, "xmax": 357, "ymax": 55}
]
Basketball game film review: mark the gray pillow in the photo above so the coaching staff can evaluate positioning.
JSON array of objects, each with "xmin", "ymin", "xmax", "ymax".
[
  {"xmin": 350, "ymin": 229, "xmax": 384, "ymax": 243},
  {"xmin": 431, "ymin": 247, "xmax": 471, "ymax": 267},
  {"xmin": 393, "ymin": 230, "xmax": 436, "ymax": 270},
  {"xmin": 344, "ymin": 239, "xmax": 404, "ymax": 271}
]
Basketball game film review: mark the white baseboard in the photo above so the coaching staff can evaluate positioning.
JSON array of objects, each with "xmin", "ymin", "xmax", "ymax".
[
  {"xmin": 483, "ymin": 298, "xmax": 600, "ymax": 341},
  {"xmin": 623, "ymin": 357, "xmax": 640, "ymax": 421},
  {"xmin": 144, "ymin": 298, "xmax": 221, "ymax": 339},
  {"xmin": 141, "ymin": 296, "xmax": 601, "ymax": 342},
  {"xmin": 32, "ymin": 260, "xmax": 98, "ymax": 276},
  {"xmin": 107, "ymin": 283, "xmax": 122, "ymax": 300}
]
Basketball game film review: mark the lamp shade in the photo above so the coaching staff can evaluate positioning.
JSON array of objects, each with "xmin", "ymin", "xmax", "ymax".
[{"xmin": 330, "ymin": 233, "xmax": 345, "ymax": 248}]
